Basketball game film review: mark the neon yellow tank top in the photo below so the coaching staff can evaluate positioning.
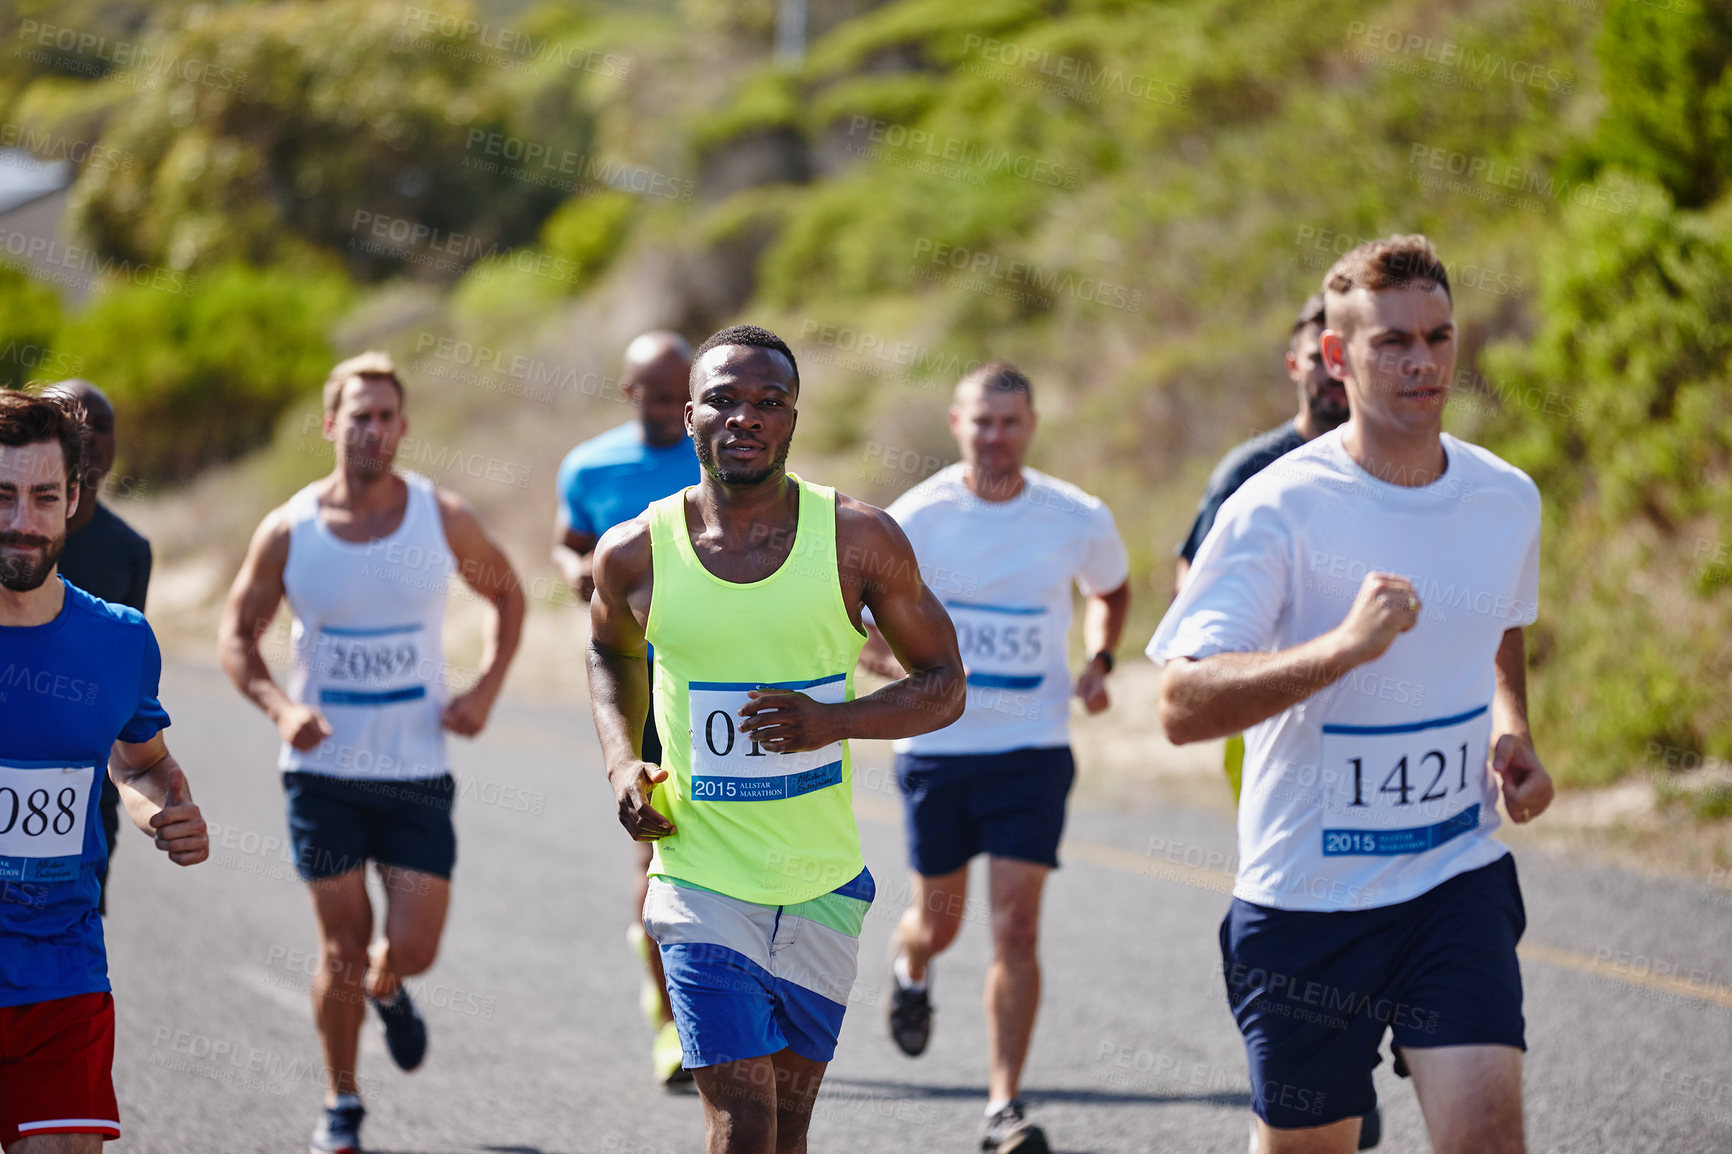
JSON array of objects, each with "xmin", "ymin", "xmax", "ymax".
[{"xmin": 645, "ymin": 475, "xmax": 868, "ymax": 905}]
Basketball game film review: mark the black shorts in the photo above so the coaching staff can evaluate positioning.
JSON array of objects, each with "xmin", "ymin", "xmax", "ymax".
[
  {"xmin": 895, "ymin": 746, "xmax": 1075, "ymax": 877},
  {"xmin": 1220, "ymin": 853, "xmax": 1527, "ymax": 1129},
  {"xmin": 282, "ymin": 772, "xmax": 457, "ymax": 882}
]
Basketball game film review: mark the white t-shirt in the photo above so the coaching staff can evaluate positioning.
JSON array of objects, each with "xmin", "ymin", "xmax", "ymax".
[
  {"xmin": 886, "ymin": 465, "xmax": 1129, "ymax": 756},
  {"xmin": 1146, "ymin": 430, "xmax": 1540, "ymax": 912}
]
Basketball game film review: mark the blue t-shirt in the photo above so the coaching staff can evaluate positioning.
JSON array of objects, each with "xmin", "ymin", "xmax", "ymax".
[
  {"xmin": 0, "ymin": 581, "xmax": 170, "ymax": 1007},
  {"xmin": 556, "ymin": 422, "xmax": 701, "ymax": 539}
]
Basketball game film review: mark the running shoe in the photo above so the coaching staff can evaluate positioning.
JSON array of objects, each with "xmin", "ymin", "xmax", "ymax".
[
  {"xmin": 980, "ymin": 1099, "xmax": 1049, "ymax": 1154},
  {"xmin": 654, "ymin": 1019, "xmax": 693, "ymax": 1088},
  {"xmin": 887, "ymin": 965, "xmax": 932, "ymax": 1057},
  {"xmin": 368, "ymin": 987, "xmax": 427, "ymax": 1071},
  {"xmin": 309, "ymin": 1100, "xmax": 365, "ymax": 1154}
]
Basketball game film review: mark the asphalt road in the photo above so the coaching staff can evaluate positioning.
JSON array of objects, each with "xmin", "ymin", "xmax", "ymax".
[{"xmin": 100, "ymin": 659, "xmax": 1732, "ymax": 1153}]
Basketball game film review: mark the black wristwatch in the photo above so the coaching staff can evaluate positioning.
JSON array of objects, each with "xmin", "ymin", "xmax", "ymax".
[{"xmin": 1092, "ymin": 649, "xmax": 1115, "ymax": 673}]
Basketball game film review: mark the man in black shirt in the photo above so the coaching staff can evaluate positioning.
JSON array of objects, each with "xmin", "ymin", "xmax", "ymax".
[
  {"xmin": 49, "ymin": 379, "xmax": 153, "ymax": 915},
  {"xmin": 1173, "ymin": 294, "xmax": 1348, "ymax": 592}
]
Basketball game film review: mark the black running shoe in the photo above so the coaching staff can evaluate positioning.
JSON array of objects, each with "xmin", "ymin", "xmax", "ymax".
[
  {"xmin": 980, "ymin": 1100, "xmax": 1050, "ymax": 1154},
  {"xmin": 887, "ymin": 979, "xmax": 932, "ymax": 1056},
  {"xmin": 369, "ymin": 987, "xmax": 427, "ymax": 1071},
  {"xmin": 309, "ymin": 1100, "xmax": 365, "ymax": 1154}
]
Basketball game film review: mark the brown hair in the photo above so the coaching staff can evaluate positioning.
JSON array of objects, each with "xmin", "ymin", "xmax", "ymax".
[
  {"xmin": 322, "ymin": 351, "xmax": 404, "ymax": 414},
  {"xmin": 1288, "ymin": 292, "xmax": 1326, "ymax": 351},
  {"xmin": 1323, "ymin": 235, "xmax": 1451, "ymax": 331},
  {"xmin": 956, "ymin": 361, "xmax": 1034, "ymax": 407},
  {"xmin": 0, "ymin": 388, "xmax": 87, "ymax": 492}
]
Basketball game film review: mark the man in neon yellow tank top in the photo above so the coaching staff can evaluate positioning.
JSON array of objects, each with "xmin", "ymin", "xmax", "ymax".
[{"xmin": 589, "ymin": 324, "xmax": 966, "ymax": 1154}]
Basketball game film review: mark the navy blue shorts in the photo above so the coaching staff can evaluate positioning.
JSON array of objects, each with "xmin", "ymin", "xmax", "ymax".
[
  {"xmin": 282, "ymin": 772, "xmax": 457, "ymax": 882},
  {"xmin": 895, "ymin": 746, "xmax": 1075, "ymax": 877},
  {"xmin": 1220, "ymin": 853, "xmax": 1527, "ymax": 1129}
]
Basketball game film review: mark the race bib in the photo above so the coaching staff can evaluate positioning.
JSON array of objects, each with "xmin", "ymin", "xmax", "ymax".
[
  {"xmin": 1320, "ymin": 705, "xmax": 1491, "ymax": 856},
  {"xmin": 947, "ymin": 602, "xmax": 1048, "ymax": 690},
  {"xmin": 687, "ymin": 674, "xmax": 847, "ymax": 802},
  {"xmin": 0, "ymin": 764, "xmax": 93, "ymax": 882},
  {"xmin": 306, "ymin": 623, "xmax": 433, "ymax": 707}
]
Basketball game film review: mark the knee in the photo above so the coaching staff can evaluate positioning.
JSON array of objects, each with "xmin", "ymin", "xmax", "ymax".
[
  {"xmin": 992, "ymin": 910, "xmax": 1040, "ymax": 962},
  {"xmin": 320, "ymin": 934, "xmax": 369, "ymax": 983},
  {"xmin": 387, "ymin": 935, "xmax": 440, "ymax": 977},
  {"xmin": 905, "ymin": 903, "xmax": 963, "ymax": 953}
]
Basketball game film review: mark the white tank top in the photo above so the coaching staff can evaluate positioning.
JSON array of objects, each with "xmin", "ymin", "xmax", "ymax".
[{"xmin": 279, "ymin": 471, "xmax": 454, "ymax": 781}]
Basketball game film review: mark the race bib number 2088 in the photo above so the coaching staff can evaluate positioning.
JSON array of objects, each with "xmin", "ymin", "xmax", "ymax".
[
  {"xmin": 0, "ymin": 763, "xmax": 93, "ymax": 883},
  {"xmin": 687, "ymin": 674, "xmax": 847, "ymax": 802}
]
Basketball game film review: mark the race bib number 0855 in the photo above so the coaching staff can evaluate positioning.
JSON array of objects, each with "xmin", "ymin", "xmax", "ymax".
[
  {"xmin": 687, "ymin": 674, "xmax": 847, "ymax": 802},
  {"xmin": 946, "ymin": 602, "xmax": 1048, "ymax": 691},
  {"xmin": 1320, "ymin": 705, "xmax": 1491, "ymax": 856},
  {"xmin": 0, "ymin": 764, "xmax": 93, "ymax": 882}
]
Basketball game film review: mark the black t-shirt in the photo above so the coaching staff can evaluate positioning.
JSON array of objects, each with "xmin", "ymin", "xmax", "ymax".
[
  {"xmin": 1176, "ymin": 421, "xmax": 1308, "ymax": 563},
  {"xmin": 59, "ymin": 502, "xmax": 152, "ymax": 612}
]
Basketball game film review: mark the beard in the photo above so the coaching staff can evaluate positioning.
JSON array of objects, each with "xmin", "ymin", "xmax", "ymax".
[
  {"xmin": 695, "ymin": 435, "xmax": 791, "ymax": 487},
  {"xmin": 1307, "ymin": 387, "xmax": 1350, "ymax": 432},
  {"xmin": 0, "ymin": 531, "xmax": 64, "ymax": 593}
]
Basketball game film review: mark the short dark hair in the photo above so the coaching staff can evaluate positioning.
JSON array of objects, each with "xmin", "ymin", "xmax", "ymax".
[
  {"xmin": 1290, "ymin": 293, "xmax": 1326, "ymax": 345},
  {"xmin": 0, "ymin": 387, "xmax": 87, "ymax": 492},
  {"xmin": 691, "ymin": 325, "xmax": 800, "ymax": 393},
  {"xmin": 323, "ymin": 351, "xmax": 404, "ymax": 414},
  {"xmin": 956, "ymin": 362, "xmax": 1034, "ymax": 406},
  {"xmin": 1323, "ymin": 235, "xmax": 1452, "ymax": 332}
]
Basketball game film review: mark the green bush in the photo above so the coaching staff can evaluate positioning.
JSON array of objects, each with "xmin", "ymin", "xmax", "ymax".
[
  {"xmin": 55, "ymin": 263, "xmax": 351, "ymax": 483},
  {"xmin": 1482, "ymin": 181, "xmax": 1732, "ymax": 784},
  {"xmin": 0, "ymin": 264, "xmax": 68, "ymax": 390},
  {"xmin": 61, "ymin": 0, "xmax": 597, "ymax": 279}
]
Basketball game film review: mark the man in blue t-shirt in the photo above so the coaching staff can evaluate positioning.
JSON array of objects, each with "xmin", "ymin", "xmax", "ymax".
[
  {"xmin": 0, "ymin": 388, "xmax": 209, "ymax": 1152},
  {"xmin": 551, "ymin": 330, "xmax": 700, "ymax": 1086}
]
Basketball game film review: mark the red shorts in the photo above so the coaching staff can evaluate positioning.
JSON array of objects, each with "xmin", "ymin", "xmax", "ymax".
[{"xmin": 0, "ymin": 991, "xmax": 120, "ymax": 1146}]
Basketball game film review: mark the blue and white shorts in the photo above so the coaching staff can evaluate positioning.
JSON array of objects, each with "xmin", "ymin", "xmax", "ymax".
[{"xmin": 642, "ymin": 869, "xmax": 875, "ymax": 1068}]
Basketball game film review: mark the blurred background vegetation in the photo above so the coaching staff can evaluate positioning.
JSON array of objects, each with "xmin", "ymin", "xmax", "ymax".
[{"xmin": 1, "ymin": 0, "xmax": 1728, "ymax": 808}]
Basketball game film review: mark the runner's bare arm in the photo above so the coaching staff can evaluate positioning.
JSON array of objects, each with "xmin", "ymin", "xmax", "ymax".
[
  {"xmin": 109, "ymin": 733, "xmax": 208, "ymax": 866},
  {"xmin": 552, "ymin": 519, "xmax": 600, "ymax": 600},
  {"xmin": 218, "ymin": 508, "xmax": 332, "ymax": 751},
  {"xmin": 1159, "ymin": 571, "xmax": 1420, "ymax": 743},
  {"xmin": 439, "ymin": 490, "xmax": 526, "ymax": 736},
  {"xmin": 1075, "ymin": 580, "xmax": 1131, "ymax": 713},
  {"xmin": 1490, "ymin": 626, "xmax": 1552, "ymax": 822},
  {"xmin": 587, "ymin": 517, "xmax": 673, "ymax": 840},
  {"xmin": 743, "ymin": 499, "xmax": 964, "ymax": 753}
]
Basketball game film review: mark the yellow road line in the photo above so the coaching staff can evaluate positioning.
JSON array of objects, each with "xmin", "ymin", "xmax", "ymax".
[
  {"xmin": 858, "ymin": 795, "xmax": 1731, "ymax": 1011},
  {"xmin": 1515, "ymin": 942, "xmax": 1732, "ymax": 1010}
]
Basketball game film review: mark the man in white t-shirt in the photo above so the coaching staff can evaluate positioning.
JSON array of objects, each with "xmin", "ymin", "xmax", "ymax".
[
  {"xmin": 1148, "ymin": 235, "xmax": 1553, "ymax": 1154},
  {"xmin": 860, "ymin": 363, "xmax": 1130, "ymax": 1154}
]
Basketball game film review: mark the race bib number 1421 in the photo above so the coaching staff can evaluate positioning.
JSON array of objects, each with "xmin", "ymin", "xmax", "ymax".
[{"xmin": 1320, "ymin": 705, "xmax": 1491, "ymax": 856}]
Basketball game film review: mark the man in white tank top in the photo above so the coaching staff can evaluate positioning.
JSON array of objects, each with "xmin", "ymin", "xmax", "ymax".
[{"xmin": 219, "ymin": 352, "xmax": 525, "ymax": 1154}]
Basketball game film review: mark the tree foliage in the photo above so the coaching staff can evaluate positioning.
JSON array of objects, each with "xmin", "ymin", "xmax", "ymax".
[{"xmin": 63, "ymin": 0, "xmax": 595, "ymax": 279}]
